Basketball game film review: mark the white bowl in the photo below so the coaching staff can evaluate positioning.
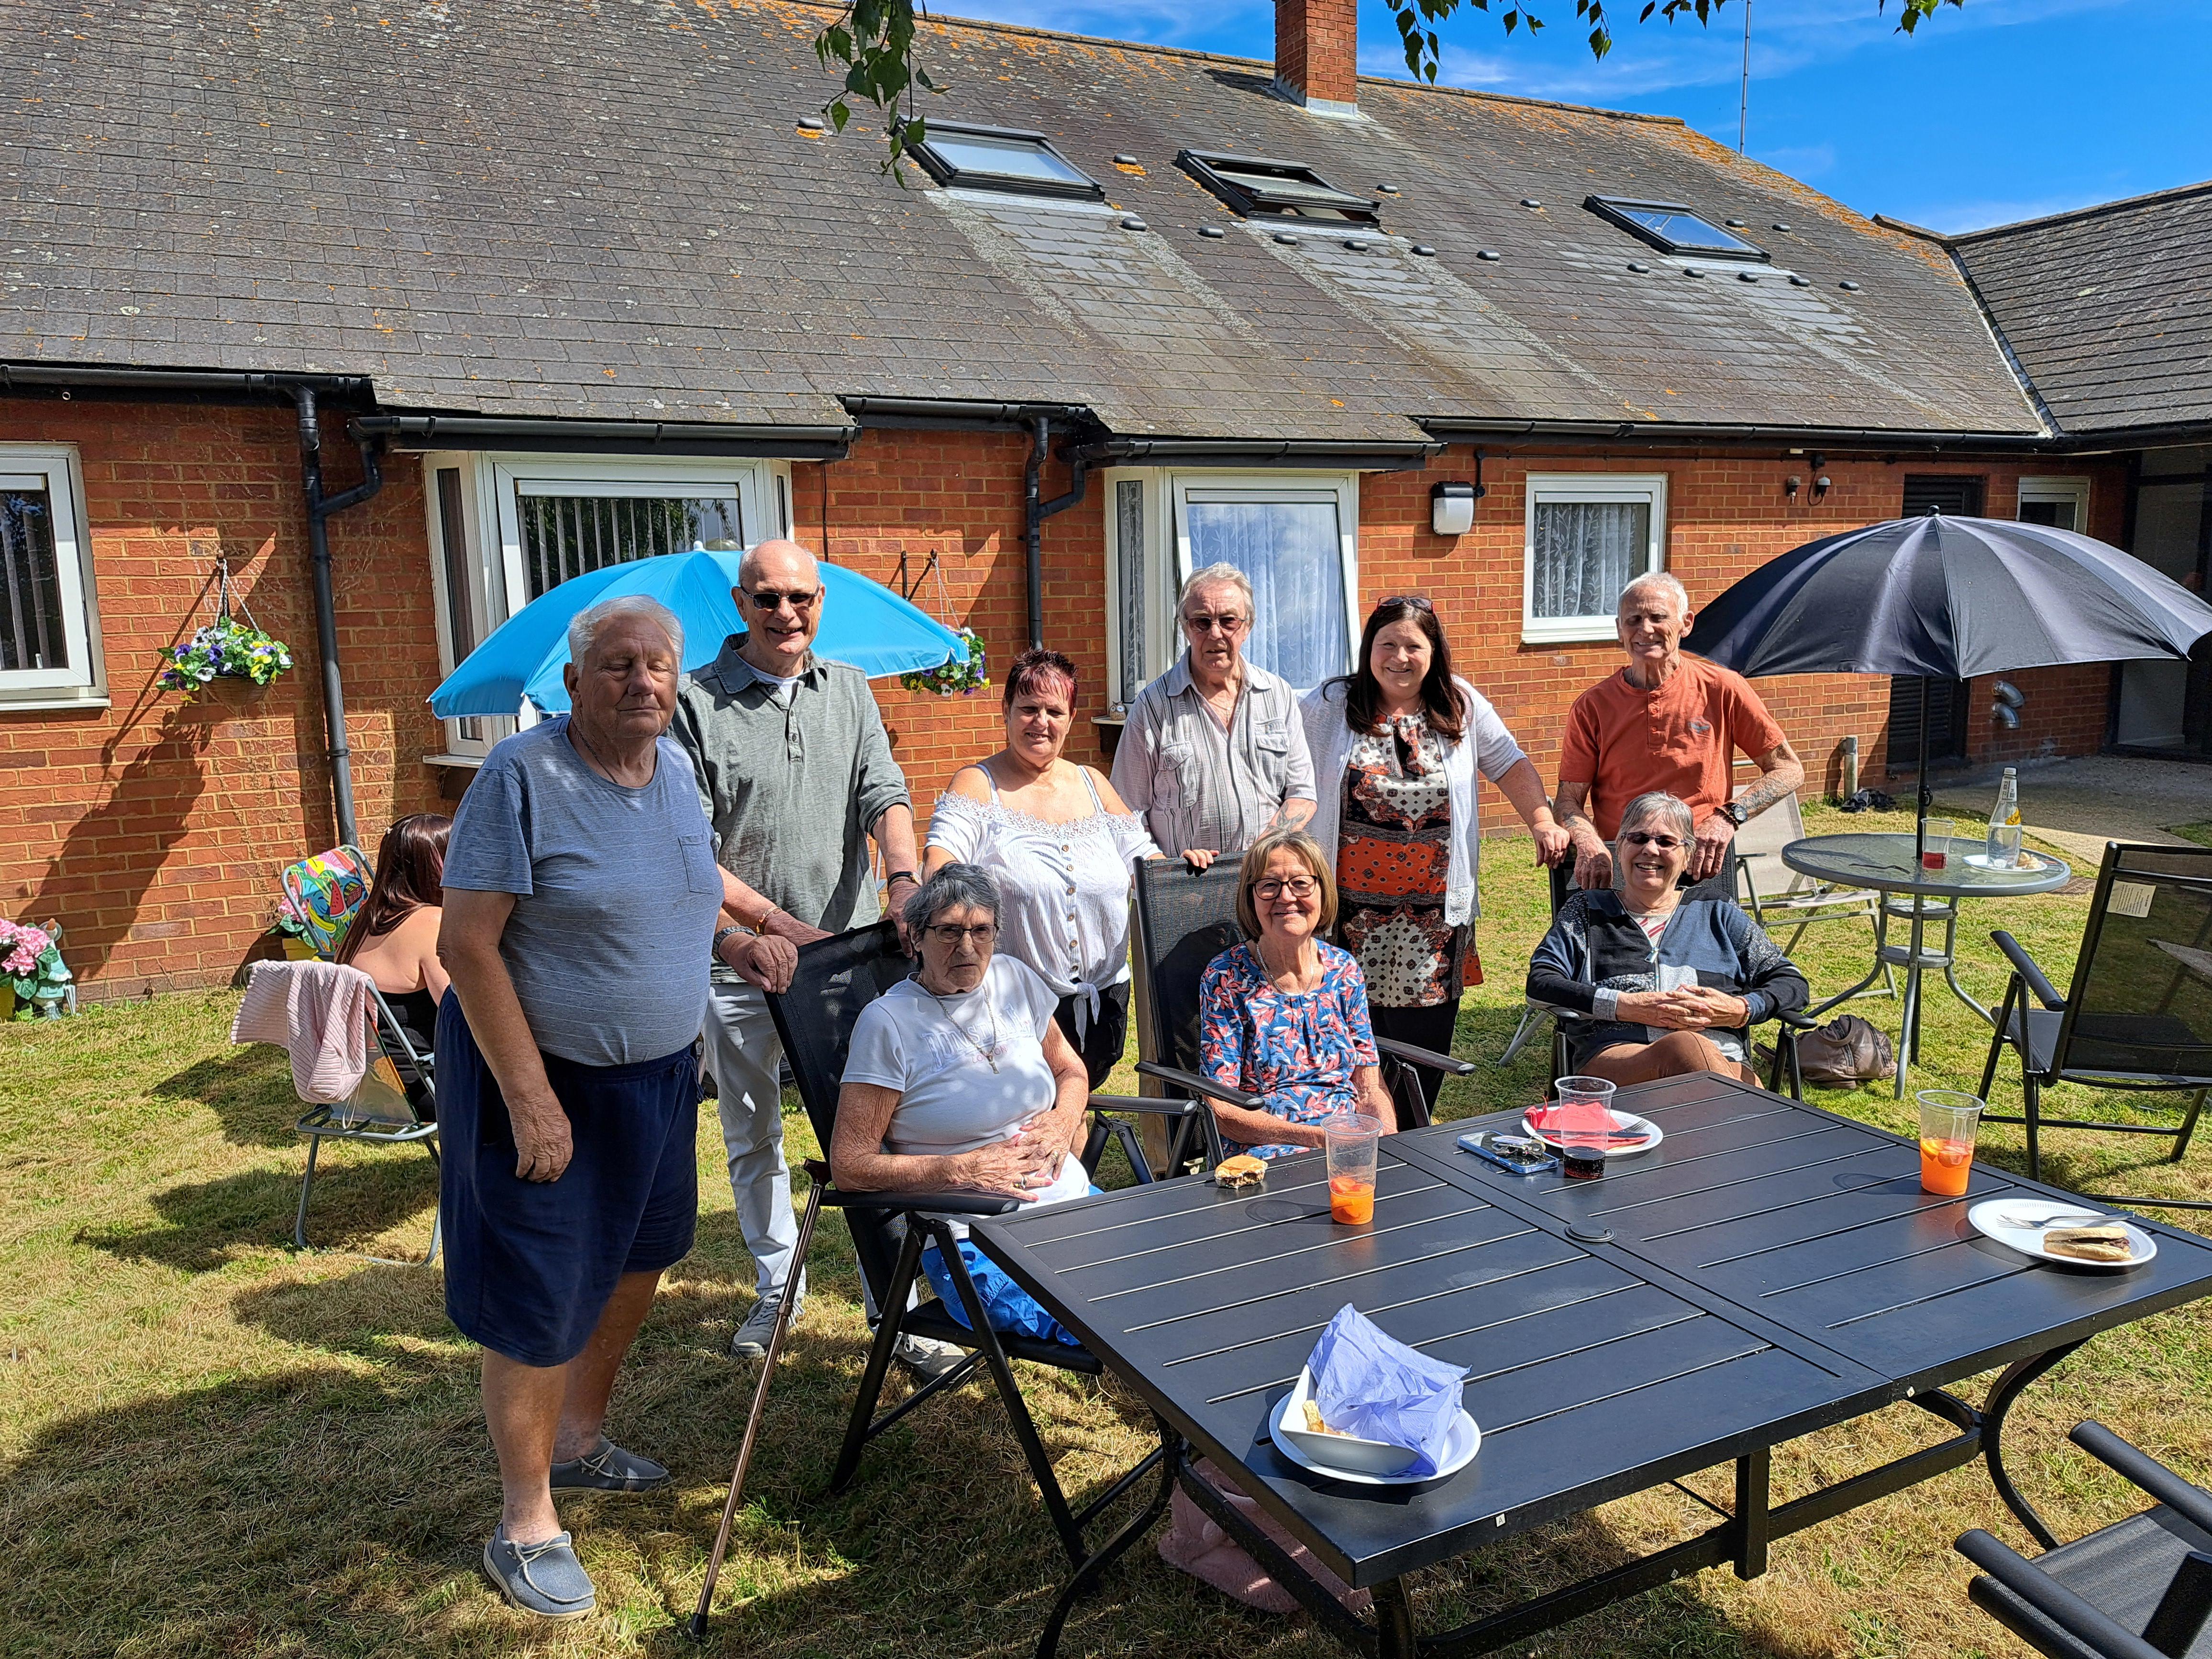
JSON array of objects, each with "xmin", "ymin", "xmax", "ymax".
[{"xmin": 1274, "ymin": 1367, "xmax": 1425, "ymax": 1477}]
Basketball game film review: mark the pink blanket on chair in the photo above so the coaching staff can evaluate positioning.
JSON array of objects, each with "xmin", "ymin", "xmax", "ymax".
[{"xmin": 232, "ymin": 960, "xmax": 373, "ymax": 1103}]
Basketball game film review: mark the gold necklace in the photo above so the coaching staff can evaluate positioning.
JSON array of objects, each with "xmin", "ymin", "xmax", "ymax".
[{"xmin": 916, "ymin": 973, "xmax": 1002, "ymax": 1073}]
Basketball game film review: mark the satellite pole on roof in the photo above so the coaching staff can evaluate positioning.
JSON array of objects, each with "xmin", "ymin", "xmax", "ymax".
[{"xmin": 1738, "ymin": 0, "xmax": 1752, "ymax": 153}]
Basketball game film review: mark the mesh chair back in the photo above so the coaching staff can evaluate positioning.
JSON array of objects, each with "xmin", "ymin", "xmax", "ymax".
[
  {"xmin": 763, "ymin": 922, "xmax": 914, "ymax": 1301},
  {"xmin": 2059, "ymin": 843, "xmax": 2212, "ymax": 1081},
  {"xmin": 1731, "ymin": 789, "xmax": 1806, "ymax": 904},
  {"xmin": 1130, "ymin": 862, "xmax": 1246, "ymax": 1076}
]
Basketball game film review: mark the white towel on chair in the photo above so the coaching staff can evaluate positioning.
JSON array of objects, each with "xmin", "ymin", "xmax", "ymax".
[{"xmin": 232, "ymin": 960, "xmax": 374, "ymax": 1103}]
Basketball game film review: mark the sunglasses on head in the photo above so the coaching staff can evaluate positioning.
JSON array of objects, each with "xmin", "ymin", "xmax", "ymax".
[
  {"xmin": 1621, "ymin": 830, "xmax": 1686, "ymax": 850},
  {"xmin": 1377, "ymin": 594, "xmax": 1435, "ymax": 613}
]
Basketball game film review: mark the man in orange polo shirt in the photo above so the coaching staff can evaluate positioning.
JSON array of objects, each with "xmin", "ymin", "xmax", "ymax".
[{"xmin": 1556, "ymin": 572, "xmax": 1804, "ymax": 891}]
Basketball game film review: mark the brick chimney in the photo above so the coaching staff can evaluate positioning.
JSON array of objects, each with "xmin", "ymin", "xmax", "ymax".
[{"xmin": 1275, "ymin": 0, "xmax": 1360, "ymax": 114}]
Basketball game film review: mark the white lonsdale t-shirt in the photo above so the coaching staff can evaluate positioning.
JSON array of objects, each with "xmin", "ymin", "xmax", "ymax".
[{"xmin": 842, "ymin": 954, "xmax": 1089, "ymax": 1214}]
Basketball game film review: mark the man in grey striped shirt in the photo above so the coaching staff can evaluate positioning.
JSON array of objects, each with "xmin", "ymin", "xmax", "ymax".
[{"xmin": 1110, "ymin": 564, "xmax": 1317, "ymax": 868}]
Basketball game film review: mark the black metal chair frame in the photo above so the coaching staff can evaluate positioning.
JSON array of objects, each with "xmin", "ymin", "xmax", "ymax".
[
  {"xmin": 1125, "ymin": 860, "xmax": 1475, "ymax": 1166},
  {"xmin": 292, "ymin": 978, "xmax": 440, "ymax": 1266},
  {"xmin": 762, "ymin": 921, "xmax": 1227, "ymax": 1575},
  {"xmin": 1513, "ymin": 852, "xmax": 1812, "ymax": 1100},
  {"xmin": 1958, "ymin": 1420, "xmax": 2212, "ymax": 1659},
  {"xmin": 1979, "ymin": 841, "xmax": 2212, "ymax": 1210}
]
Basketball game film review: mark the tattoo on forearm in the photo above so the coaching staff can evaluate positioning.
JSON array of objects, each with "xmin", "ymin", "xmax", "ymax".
[{"xmin": 1265, "ymin": 797, "xmax": 1316, "ymax": 834}]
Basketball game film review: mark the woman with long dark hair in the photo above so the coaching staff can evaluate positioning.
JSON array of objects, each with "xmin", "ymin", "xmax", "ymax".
[
  {"xmin": 1301, "ymin": 597, "xmax": 1568, "ymax": 1106},
  {"xmin": 335, "ymin": 811, "xmax": 452, "ymax": 1056}
]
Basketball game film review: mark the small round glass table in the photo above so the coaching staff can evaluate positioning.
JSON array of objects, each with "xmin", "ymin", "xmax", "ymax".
[{"xmin": 1781, "ymin": 832, "xmax": 2072, "ymax": 1097}]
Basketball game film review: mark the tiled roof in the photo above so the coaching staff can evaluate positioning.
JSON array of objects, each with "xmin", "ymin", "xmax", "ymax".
[
  {"xmin": 0, "ymin": 0, "xmax": 2040, "ymax": 440},
  {"xmin": 1949, "ymin": 182, "xmax": 2212, "ymax": 438}
]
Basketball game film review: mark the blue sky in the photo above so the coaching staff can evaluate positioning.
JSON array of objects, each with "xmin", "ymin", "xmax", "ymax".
[{"xmin": 936, "ymin": 0, "xmax": 2211, "ymax": 232}]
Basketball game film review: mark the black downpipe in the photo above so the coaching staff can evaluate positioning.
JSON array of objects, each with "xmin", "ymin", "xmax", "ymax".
[
  {"xmin": 290, "ymin": 385, "xmax": 385, "ymax": 848},
  {"xmin": 1022, "ymin": 415, "xmax": 1091, "ymax": 650}
]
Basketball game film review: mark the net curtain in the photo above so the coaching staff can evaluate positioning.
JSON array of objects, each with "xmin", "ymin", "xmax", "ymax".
[
  {"xmin": 1184, "ymin": 499, "xmax": 1348, "ymax": 688},
  {"xmin": 1533, "ymin": 500, "xmax": 1649, "ymax": 620}
]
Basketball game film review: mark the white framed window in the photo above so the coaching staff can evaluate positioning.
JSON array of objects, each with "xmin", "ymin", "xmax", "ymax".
[
  {"xmin": 2018, "ymin": 475, "xmax": 2090, "ymax": 533},
  {"xmin": 1523, "ymin": 473, "xmax": 1668, "ymax": 644},
  {"xmin": 0, "ymin": 443, "xmax": 101, "ymax": 707},
  {"xmin": 423, "ymin": 453, "xmax": 792, "ymax": 758}
]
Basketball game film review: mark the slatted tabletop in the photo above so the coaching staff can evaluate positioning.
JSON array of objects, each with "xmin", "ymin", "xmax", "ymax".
[{"xmin": 975, "ymin": 1073, "xmax": 2212, "ymax": 1592}]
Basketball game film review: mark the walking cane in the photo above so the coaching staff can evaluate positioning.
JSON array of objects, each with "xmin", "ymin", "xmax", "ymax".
[{"xmin": 687, "ymin": 1158, "xmax": 830, "ymax": 1641}]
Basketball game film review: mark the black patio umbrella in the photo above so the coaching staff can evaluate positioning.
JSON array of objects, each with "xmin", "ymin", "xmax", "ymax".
[{"xmin": 1682, "ymin": 509, "xmax": 2212, "ymax": 865}]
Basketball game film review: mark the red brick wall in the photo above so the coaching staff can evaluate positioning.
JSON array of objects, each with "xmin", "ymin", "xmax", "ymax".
[
  {"xmin": 0, "ymin": 411, "xmax": 2132, "ymax": 998},
  {"xmin": 1275, "ymin": 0, "xmax": 1359, "ymax": 105},
  {"xmin": 0, "ymin": 399, "xmax": 444, "ymax": 999}
]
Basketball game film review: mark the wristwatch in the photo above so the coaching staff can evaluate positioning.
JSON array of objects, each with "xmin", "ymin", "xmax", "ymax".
[
  {"xmin": 712, "ymin": 924, "xmax": 748, "ymax": 962},
  {"xmin": 885, "ymin": 869, "xmax": 919, "ymax": 888},
  {"xmin": 1720, "ymin": 800, "xmax": 1750, "ymax": 828}
]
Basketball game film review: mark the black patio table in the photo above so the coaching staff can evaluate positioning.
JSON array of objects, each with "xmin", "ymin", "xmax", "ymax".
[{"xmin": 972, "ymin": 1072, "xmax": 2212, "ymax": 1659}]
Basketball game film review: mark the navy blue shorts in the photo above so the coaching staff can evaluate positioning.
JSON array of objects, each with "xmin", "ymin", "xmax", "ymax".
[{"xmin": 436, "ymin": 993, "xmax": 699, "ymax": 1368}]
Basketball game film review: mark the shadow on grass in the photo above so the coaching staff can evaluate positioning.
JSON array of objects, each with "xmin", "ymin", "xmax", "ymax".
[
  {"xmin": 151, "ymin": 1046, "xmax": 308, "ymax": 1148},
  {"xmin": 77, "ymin": 1152, "xmax": 439, "ymax": 1272}
]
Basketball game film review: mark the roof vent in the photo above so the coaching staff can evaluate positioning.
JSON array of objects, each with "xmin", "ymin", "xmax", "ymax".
[
  {"xmin": 1725, "ymin": 218, "xmax": 1748, "ymax": 227},
  {"xmin": 1274, "ymin": 232, "xmax": 1303, "ymax": 245},
  {"xmin": 1343, "ymin": 237, "xmax": 1370, "ymax": 250},
  {"xmin": 1411, "ymin": 244, "xmax": 1436, "ymax": 256},
  {"xmin": 1199, "ymin": 226, "xmax": 1226, "ymax": 239},
  {"xmin": 1476, "ymin": 249, "xmax": 1501, "ymax": 261},
  {"xmin": 1788, "ymin": 275, "xmax": 1811, "ymax": 287},
  {"xmin": 796, "ymin": 116, "xmax": 826, "ymax": 135},
  {"xmin": 1736, "ymin": 270, "xmax": 1759, "ymax": 282},
  {"xmin": 1120, "ymin": 216, "xmax": 1149, "ymax": 231},
  {"xmin": 1839, "ymin": 280, "xmax": 1861, "ymax": 291},
  {"xmin": 1772, "ymin": 222, "xmax": 1792, "ymax": 232},
  {"xmin": 1377, "ymin": 182, "xmax": 1401, "ymax": 195},
  {"xmin": 1520, "ymin": 197, "xmax": 1542, "ymax": 208},
  {"xmin": 1627, "ymin": 261, "xmax": 1650, "ymax": 273},
  {"xmin": 1113, "ymin": 153, "xmax": 1139, "ymax": 165}
]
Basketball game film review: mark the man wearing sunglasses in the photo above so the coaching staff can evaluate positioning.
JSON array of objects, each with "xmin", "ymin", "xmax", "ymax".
[
  {"xmin": 671, "ymin": 538, "xmax": 924, "ymax": 1365},
  {"xmin": 1110, "ymin": 563, "xmax": 1317, "ymax": 871},
  {"xmin": 1555, "ymin": 572, "xmax": 1803, "ymax": 893}
]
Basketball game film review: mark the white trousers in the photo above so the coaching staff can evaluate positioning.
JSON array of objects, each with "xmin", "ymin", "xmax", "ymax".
[{"xmin": 703, "ymin": 979, "xmax": 798, "ymax": 1299}]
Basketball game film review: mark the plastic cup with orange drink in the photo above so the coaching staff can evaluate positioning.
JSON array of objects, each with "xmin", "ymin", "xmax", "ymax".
[
  {"xmin": 1323, "ymin": 1112, "xmax": 1383, "ymax": 1225},
  {"xmin": 1916, "ymin": 1089, "xmax": 1984, "ymax": 1196}
]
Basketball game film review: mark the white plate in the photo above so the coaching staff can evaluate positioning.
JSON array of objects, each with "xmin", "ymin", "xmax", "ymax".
[
  {"xmin": 1521, "ymin": 1106, "xmax": 1663, "ymax": 1160},
  {"xmin": 1271, "ymin": 1370, "xmax": 1481, "ymax": 1487},
  {"xmin": 1962, "ymin": 852, "xmax": 2049, "ymax": 873},
  {"xmin": 1967, "ymin": 1199, "xmax": 2157, "ymax": 1271}
]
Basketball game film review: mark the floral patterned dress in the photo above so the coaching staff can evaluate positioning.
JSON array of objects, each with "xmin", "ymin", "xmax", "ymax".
[
  {"xmin": 1334, "ymin": 713, "xmax": 1480, "ymax": 1008},
  {"xmin": 1198, "ymin": 940, "xmax": 1379, "ymax": 1159}
]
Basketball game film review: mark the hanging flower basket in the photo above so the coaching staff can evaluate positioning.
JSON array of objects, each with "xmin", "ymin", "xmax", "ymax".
[
  {"xmin": 899, "ymin": 628, "xmax": 988, "ymax": 697},
  {"xmin": 1, "ymin": 918, "xmax": 74, "ymax": 1019},
  {"xmin": 157, "ymin": 558, "xmax": 293, "ymax": 698}
]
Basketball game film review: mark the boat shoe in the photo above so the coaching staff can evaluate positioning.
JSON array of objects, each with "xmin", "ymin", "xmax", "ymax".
[
  {"xmin": 549, "ymin": 1437, "xmax": 671, "ymax": 1493},
  {"xmin": 482, "ymin": 1527, "xmax": 595, "ymax": 1620}
]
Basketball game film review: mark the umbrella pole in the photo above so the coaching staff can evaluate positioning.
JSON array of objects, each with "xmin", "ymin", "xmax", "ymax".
[{"xmin": 1914, "ymin": 679, "xmax": 1932, "ymax": 863}]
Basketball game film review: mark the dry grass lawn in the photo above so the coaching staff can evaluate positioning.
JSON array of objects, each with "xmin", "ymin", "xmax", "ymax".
[{"xmin": 5, "ymin": 797, "xmax": 2212, "ymax": 1658}]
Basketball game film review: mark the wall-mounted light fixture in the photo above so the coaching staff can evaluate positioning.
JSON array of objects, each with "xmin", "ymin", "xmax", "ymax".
[
  {"xmin": 1431, "ymin": 480, "xmax": 1479, "ymax": 536},
  {"xmin": 1784, "ymin": 475, "xmax": 1802, "ymax": 500},
  {"xmin": 1814, "ymin": 475, "xmax": 1832, "ymax": 500}
]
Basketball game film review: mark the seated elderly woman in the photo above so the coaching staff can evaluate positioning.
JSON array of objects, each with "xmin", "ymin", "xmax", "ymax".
[
  {"xmin": 832, "ymin": 863, "xmax": 1094, "ymax": 1346},
  {"xmin": 1197, "ymin": 829, "xmax": 1398, "ymax": 1158},
  {"xmin": 1526, "ymin": 790, "xmax": 1809, "ymax": 1084}
]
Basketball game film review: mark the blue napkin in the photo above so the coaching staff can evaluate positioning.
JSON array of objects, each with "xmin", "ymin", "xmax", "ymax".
[{"xmin": 1306, "ymin": 1304, "xmax": 1468, "ymax": 1477}]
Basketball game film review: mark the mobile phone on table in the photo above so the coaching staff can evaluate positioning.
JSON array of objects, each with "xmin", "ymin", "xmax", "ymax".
[{"xmin": 1458, "ymin": 1131, "xmax": 1558, "ymax": 1174}]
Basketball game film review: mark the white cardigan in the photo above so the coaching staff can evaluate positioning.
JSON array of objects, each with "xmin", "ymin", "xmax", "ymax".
[{"xmin": 1299, "ymin": 676, "xmax": 1528, "ymax": 928}]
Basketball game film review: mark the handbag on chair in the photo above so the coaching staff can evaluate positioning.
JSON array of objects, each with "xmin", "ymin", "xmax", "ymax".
[{"xmin": 1786, "ymin": 1015, "xmax": 1896, "ymax": 1086}]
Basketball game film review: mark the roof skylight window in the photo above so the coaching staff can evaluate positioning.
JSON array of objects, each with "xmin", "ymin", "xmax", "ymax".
[
  {"xmin": 912, "ymin": 123, "xmax": 1103, "ymax": 200},
  {"xmin": 1585, "ymin": 196, "xmax": 1767, "ymax": 260},
  {"xmin": 1178, "ymin": 152, "xmax": 1381, "ymax": 225}
]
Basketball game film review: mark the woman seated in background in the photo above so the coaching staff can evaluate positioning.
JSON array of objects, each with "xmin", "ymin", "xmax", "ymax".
[
  {"xmin": 335, "ymin": 811, "xmax": 452, "ymax": 1058},
  {"xmin": 924, "ymin": 648, "xmax": 1161, "ymax": 1089},
  {"xmin": 832, "ymin": 863, "xmax": 1094, "ymax": 1346},
  {"xmin": 1526, "ymin": 791, "xmax": 1808, "ymax": 1085},
  {"xmin": 1196, "ymin": 830, "xmax": 1397, "ymax": 1159}
]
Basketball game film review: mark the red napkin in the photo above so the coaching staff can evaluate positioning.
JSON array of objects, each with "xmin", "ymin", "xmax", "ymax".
[{"xmin": 1527, "ymin": 1099, "xmax": 1617, "ymax": 1137}]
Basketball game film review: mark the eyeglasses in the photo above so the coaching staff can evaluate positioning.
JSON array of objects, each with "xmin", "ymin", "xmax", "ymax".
[
  {"xmin": 925, "ymin": 923, "xmax": 999, "ymax": 947},
  {"xmin": 1620, "ymin": 831, "xmax": 1686, "ymax": 850},
  {"xmin": 742, "ymin": 587, "xmax": 822, "ymax": 613},
  {"xmin": 1182, "ymin": 611, "xmax": 1249, "ymax": 635},
  {"xmin": 1377, "ymin": 594, "xmax": 1435, "ymax": 612},
  {"xmin": 1253, "ymin": 876, "xmax": 1319, "ymax": 900}
]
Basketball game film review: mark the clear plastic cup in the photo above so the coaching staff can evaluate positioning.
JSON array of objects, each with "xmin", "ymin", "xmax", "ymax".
[
  {"xmin": 1920, "ymin": 818, "xmax": 1956, "ymax": 873},
  {"xmin": 1988, "ymin": 822, "xmax": 2025, "ymax": 869},
  {"xmin": 1917, "ymin": 1089, "xmax": 1983, "ymax": 1195},
  {"xmin": 1553, "ymin": 1075, "xmax": 1618, "ymax": 1180},
  {"xmin": 1323, "ymin": 1112, "xmax": 1383, "ymax": 1224}
]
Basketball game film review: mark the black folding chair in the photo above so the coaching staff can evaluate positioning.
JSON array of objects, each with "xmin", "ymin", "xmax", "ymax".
[
  {"xmin": 287, "ymin": 972, "xmax": 439, "ymax": 1265},
  {"xmin": 1980, "ymin": 841, "xmax": 2212, "ymax": 1207},
  {"xmin": 1128, "ymin": 860, "xmax": 1474, "ymax": 1161},
  {"xmin": 1958, "ymin": 1421, "xmax": 2212, "ymax": 1659},
  {"xmin": 1511, "ymin": 850, "xmax": 1812, "ymax": 1100},
  {"xmin": 763, "ymin": 926, "xmax": 1203, "ymax": 1556}
]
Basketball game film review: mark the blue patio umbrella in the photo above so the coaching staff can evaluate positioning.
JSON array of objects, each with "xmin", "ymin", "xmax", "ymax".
[{"xmin": 429, "ymin": 550, "xmax": 970, "ymax": 717}]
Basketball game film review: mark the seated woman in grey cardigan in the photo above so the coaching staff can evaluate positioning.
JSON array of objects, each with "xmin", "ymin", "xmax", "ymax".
[{"xmin": 1526, "ymin": 791, "xmax": 1809, "ymax": 1085}]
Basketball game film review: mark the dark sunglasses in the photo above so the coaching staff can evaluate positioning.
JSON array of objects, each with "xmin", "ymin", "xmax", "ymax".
[
  {"xmin": 742, "ymin": 587, "xmax": 822, "ymax": 612},
  {"xmin": 1377, "ymin": 594, "xmax": 1435, "ymax": 613},
  {"xmin": 1621, "ymin": 831, "xmax": 1686, "ymax": 850}
]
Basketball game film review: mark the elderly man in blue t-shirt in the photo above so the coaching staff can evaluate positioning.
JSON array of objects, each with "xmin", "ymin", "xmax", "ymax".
[{"xmin": 437, "ymin": 595, "xmax": 735, "ymax": 1622}]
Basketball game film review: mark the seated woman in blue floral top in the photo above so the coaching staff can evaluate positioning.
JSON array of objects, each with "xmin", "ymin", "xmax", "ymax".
[{"xmin": 1198, "ymin": 830, "xmax": 1399, "ymax": 1158}]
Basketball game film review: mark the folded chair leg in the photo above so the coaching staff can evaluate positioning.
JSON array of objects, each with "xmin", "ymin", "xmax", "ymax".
[
  {"xmin": 2024, "ymin": 1077, "xmax": 2042, "ymax": 1183},
  {"xmin": 293, "ymin": 1135, "xmax": 321, "ymax": 1252},
  {"xmin": 691, "ymin": 1174, "xmax": 827, "ymax": 1639},
  {"xmin": 2172, "ymin": 1089, "xmax": 2209, "ymax": 1163},
  {"xmin": 829, "ymin": 1222, "xmax": 925, "ymax": 1495},
  {"xmin": 929, "ymin": 1219, "xmax": 1086, "ymax": 1572},
  {"xmin": 1979, "ymin": 982, "xmax": 2013, "ymax": 1103}
]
